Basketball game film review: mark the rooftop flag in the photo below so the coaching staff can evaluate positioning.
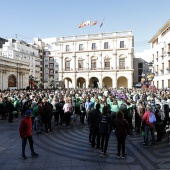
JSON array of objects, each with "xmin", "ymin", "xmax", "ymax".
[
  {"xmin": 83, "ymin": 20, "xmax": 91, "ymax": 26},
  {"xmin": 100, "ymin": 18, "xmax": 105, "ymax": 28},
  {"xmin": 79, "ymin": 22, "xmax": 84, "ymax": 28},
  {"xmin": 92, "ymin": 20, "xmax": 98, "ymax": 26}
]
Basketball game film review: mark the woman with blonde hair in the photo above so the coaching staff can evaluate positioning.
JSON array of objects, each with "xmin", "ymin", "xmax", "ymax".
[
  {"xmin": 51, "ymin": 97, "xmax": 59, "ymax": 125},
  {"xmin": 63, "ymin": 99, "xmax": 73, "ymax": 127}
]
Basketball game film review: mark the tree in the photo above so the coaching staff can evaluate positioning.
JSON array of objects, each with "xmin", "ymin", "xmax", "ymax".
[
  {"xmin": 37, "ymin": 81, "xmax": 44, "ymax": 89},
  {"xmin": 48, "ymin": 78, "xmax": 55, "ymax": 89}
]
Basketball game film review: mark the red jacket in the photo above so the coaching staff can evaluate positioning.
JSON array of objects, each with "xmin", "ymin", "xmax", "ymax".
[
  {"xmin": 142, "ymin": 111, "xmax": 155, "ymax": 126},
  {"xmin": 19, "ymin": 117, "xmax": 32, "ymax": 138}
]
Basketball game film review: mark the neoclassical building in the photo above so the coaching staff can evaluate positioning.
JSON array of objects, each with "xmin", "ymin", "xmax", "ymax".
[
  {"xmin": 57, "ymin": 31, "xmax": 134, "ymax": 88},
  {"xmin": 0, "ymin": 55, "xmax": 29, "ymax": 90}
]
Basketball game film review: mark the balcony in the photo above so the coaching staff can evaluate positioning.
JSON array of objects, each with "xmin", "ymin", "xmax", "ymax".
[
  {"xmin": 65, "ymin": 68, "xmax": 71, "ymax": 71},
  {"xmin": 104, "ymin": 67, "xmax": 110, "ymax": 70}
]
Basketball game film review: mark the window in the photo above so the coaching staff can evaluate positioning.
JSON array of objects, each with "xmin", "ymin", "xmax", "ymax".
[
  {"xmin": 49, "ymin": 70, "xmax": 54, "ymax": 75},
  {"xmin": 49, "ymin": 58, "xmax": 54, "ymax": 62},
  {"xmin": 55, "ymin": 71, "xmax": 58, "ymax": 73},
  {"xmin": 45, "ymin": 65, "xmax": 48, "ymax": 68},
  {"xmin": 79, "ymin": 44, "xmax": 83, "ymax": 51},
  {"xmin": 119, "ymin": 58, "xmax": 125, "ymax": 69},
  {"xmin": 49, "ymin": 64, "xmax": 54, "ymax": 68},
  {"xmin": 104, "ymin": 59, "xmax": 110, "ymax": 69},
  {"xmin": 66, "ymin": 45, "xmax": 70, "ymax": 51},
  {"xmin": 55, "ymin": 65, "xmax": 58, "ymax": 67},
  {"xmin": 162, "ymin": 48, "xmax": 164, "ymax": 55},
  {"xmin": 162, "ymin": 63, "xmax": 164, "ymax": 70},
  {"xmin": 104, "ymin": 42, "xmax": 108, "ymax": 49},
  {"xmin": 92, "ymin": 43, "xmax": 96, "ymax": 50},
  {"xmin": 65, "ymin": 61, "xmax": 70, "ymax": 71},
  {"xmin": 120, "ymin": 41, "xmax": 124, "ymax": 48},
  {"xmin": 91, "ymin": 60, "xmax": 96, "ymax": 70},
  {"xmin": 78, "ymin": 60, "xmax": 83, "ymax": 70},
  {"xmin": 138, "ymin": 63, "xmax": 143, "ymax": 69},
  {"xmin": 168, "ymin": 44, "xmax": 170, "ymax": 51},
  {"xmin": 162, "ymin": 80, "xmax": 164, "ymax": 88}
]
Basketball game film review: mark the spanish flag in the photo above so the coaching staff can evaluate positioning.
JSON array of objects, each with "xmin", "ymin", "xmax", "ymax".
[{"xmin": 83, "ymin": 20, "xmax": 91, "ymax": 26}]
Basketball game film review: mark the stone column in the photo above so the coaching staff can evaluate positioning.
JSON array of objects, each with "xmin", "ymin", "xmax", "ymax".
[
  {"xmin": 0, "ymin": 70, "xmax": 2, "ymax": 90},
  {"xmin": 86, "ymin": 53, "xmax": 89, "ymax": 88},
  {"xmin": 86, "ymin": 77, "xmax": 89, "ymax": 88},
  {"xmin": 72, "ymin": 54, "xmax": 76, "ymax": 72},
  {"xmin": 67, "ymin": 79, "xmax": 69, "ymax": 88},
  {"xmin": 128, "ymin": 50, "xmax": 133, "ymax": 69},
  {"xmin": 2, "ymin": 70, "xmax": 6, "ymax": 90},
  {"xmin": 59, "ymin": 54, "xmax": 63, "ymax": 81},
  {"xmin": 113, "ymin": 51, "xmax": 117, "ymax": 69},
  {"xmin": 112, "ymin": 72, "xmax": 117, "ymax": 88},
  {"xmin": 100, "ymin": 53, "xmax": 102, "ymax": 69},
  {"xmin": 128, "ymin": 72, "xmax": 133, "ymax": 88}
]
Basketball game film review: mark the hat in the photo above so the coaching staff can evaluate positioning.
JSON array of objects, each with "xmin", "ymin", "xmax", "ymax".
[{"xmin": 25, "ymin": 110, "xmax": 32, "ymax": 116}]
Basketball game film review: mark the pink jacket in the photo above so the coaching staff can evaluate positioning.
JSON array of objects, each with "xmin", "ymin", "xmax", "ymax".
[{"xmin": 142, "ymin": 111, "xmax": 155, "ymax": 126}]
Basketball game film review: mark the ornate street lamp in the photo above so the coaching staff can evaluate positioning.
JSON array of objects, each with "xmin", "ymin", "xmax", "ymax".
[{"xmin": 29, "ymin": 75, "xmax": 34, "ymax": 90}]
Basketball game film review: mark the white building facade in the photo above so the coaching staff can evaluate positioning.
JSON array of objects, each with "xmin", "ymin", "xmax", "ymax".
[
  {"xmin": 0, "ymin": 54, "xmax": 29, "ymax": 90},
  {"xmin": 149, "ymin": 20, "xmax": 170, "ymax": 89},
  {"xmin": 57, "ymin": 31, "xmax": 134, "ymax": 88},
  {"xmin": 34, "ymin": 37, "xmax": 60, "ymax": 88},
  {"xmin": 0, "ymin": 39, "xmax": 40, "ymax": 89},
  {"xmin": 1, "ymin": 39, "xmax": 40, "ymax": 81}
]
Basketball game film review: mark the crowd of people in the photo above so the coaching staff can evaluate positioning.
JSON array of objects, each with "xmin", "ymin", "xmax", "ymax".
[{"xmin": 0, "ymin": 87, "xmax": 170, "ymax": 159}]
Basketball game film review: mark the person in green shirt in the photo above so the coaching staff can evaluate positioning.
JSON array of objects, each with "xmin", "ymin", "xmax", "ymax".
[
  {"xmin": 14, "ymin": 98, "xmax": 21, "ymax": 118},
  {"xmin": 117, "ymin": 98, "xmax": 123, "ymax": 108},
  {"xmin": 111, "ymin": 99, "xmax": 119, "ymax": 113},
  {"xmin": 99, "ymin": 99, "xmax": 104, "ymax": 113}
]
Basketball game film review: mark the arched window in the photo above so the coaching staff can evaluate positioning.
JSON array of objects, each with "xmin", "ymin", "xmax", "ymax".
[
  {"xmin": 91, "ymin": 56, "xmax": 97, "ymax": 70},
  {"xmin": 119, "ymin": 55, "xmax": 126, "ymax": 69},
  {"xmin": 104, "ymin": 59, "xmax": 110, "ymax": 70},
  {"xmin": 78, "ymin": 60, "xmax": 83, "ymax": 70},
  {"xmin": 8, "ymin": 75, "xmax": 16, "ymax": 87},
  {"xmin": 65, "ymin": 58, "xmax": 71, "ymax": 71}
]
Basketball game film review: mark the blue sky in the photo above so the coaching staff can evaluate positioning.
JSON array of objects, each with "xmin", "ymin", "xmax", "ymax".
[{"xmin": 0, "ymin": 0, "xmax": 170, "ymax": 52}]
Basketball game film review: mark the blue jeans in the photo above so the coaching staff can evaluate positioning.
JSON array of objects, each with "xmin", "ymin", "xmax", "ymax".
[{"xmin": 145, "ymin": 125, "xmax": 155, "ymax": 145}]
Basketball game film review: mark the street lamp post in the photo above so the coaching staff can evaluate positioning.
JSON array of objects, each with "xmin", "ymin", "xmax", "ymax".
[
  {"xmin": 29, "ymin": 75, "xmax": 34, "ymax": 90},
  {"xmin": 141, "ymin": 61, "xmax": 154, "ymax": 89}
]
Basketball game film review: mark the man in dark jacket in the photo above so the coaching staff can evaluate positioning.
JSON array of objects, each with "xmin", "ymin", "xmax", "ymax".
[
  {"xmin": 99, "ymin": 106, "xmax": 112, "ymax": 155},
  {"xmin": 90, "ymin": 103, "xmax": 101, "ymax": 149},
  {"xmin": 42, "ymin": 98, "xmax": 53, "ymax": 134}
]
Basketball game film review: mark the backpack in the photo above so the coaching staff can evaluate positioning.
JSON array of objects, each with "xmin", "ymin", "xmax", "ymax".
[{"xmin": 149, "ymin": 112, "xmax": 156, "ymax": 124}]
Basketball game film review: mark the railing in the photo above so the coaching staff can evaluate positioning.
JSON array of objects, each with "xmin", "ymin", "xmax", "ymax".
[
  {"xmin": 58, "ymin": 31, "xmax": 133, "ymax": 41},
  {"xmin": 63, "ymin": 67, "xmax": 131, "ymax": 71}
]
